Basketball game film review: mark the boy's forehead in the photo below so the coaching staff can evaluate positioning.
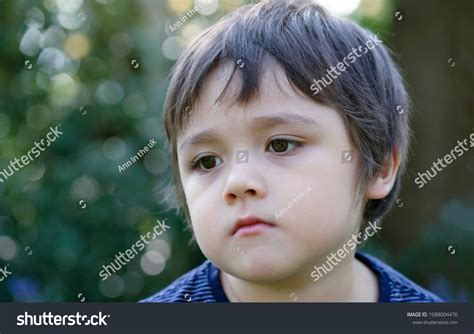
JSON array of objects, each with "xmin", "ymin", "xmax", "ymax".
[
  {"xmin": 179, "ymin": 60, "xmax": 307, "ymax": 138},
  {"xmin": 205, "ymin": 59, "xmax": 301, "ymax": 106}
]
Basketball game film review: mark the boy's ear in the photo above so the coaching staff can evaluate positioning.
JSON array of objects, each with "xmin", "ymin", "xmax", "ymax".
[{"xmin": 365, "ymin": 146, "xmax": 401, "ymax": 200}]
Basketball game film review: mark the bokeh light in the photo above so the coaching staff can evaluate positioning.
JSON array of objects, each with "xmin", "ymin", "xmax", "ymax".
[{"xmin": 313, "ymin": 0, "xmax": 361, "ymax": 16}]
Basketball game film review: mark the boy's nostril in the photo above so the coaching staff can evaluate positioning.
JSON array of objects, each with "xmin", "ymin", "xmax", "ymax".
[{"xmin": 245, "ymin": 189, "xmax": 257, "ymax": 196}]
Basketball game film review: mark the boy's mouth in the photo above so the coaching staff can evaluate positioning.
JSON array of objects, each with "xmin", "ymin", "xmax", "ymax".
[{"xmin": 231, "ymin": 216, "xmax": 276, "ymax": 237}]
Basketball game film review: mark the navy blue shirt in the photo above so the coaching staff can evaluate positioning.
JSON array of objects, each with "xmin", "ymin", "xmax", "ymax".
[{"xmin": 141, "ymin": 253, "xmax": 443, "ymax": 302}]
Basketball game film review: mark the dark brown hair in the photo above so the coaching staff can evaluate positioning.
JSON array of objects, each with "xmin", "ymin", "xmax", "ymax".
[{"xmin": 159, "ymin": 0, "xmax": 411, "ymax": 236}]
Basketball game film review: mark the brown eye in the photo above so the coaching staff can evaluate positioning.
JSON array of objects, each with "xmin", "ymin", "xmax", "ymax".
[
  {"xmin": 191, "ymin": 155, "xmax": 222, "ymax": 172},
  {"xmin": 270, "ymin": 139, "xmax": 289, "ymax": 152},
  {"xmin": 267, "ymin": 138, "xmax": 302, "ymax": 155},
  {"xmin": 200, "ymin": 156, "xmax": 217, "ymax": 169}
]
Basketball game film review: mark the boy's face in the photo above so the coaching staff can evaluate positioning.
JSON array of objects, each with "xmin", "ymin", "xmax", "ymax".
[{"xmin": 177, "ymin": 62, "xmax": 365, "ymax": 283}]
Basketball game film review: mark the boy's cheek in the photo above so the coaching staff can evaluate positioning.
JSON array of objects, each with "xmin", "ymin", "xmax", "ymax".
[
  {"xmin": 289, "ymin": 197, "xmax": 360, "ymax": 262},
  {"xmin": 191, "ymin": 213, "xmax": 224, "ymax": 255},
  {"xmin": 293, "ymin": 178, "xmax": 359, "ymax": 231}
]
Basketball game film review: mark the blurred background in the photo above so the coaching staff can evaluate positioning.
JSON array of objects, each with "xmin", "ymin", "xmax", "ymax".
[{"xmin": 0, "ymin": 0, "xmax": 472, "ymax": 302}]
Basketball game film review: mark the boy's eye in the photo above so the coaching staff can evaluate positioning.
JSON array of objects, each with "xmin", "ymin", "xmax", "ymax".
[
  {"xmin": 190, "ymin": 155, "xmax": 222, "ymax": 171},
  {"xmin": 267, "ymin": 138, "xmax": 301, "ymax": 154},
  {"xmin": 189, "ymin": 138, "xmax": 302, "ymax": 173}
]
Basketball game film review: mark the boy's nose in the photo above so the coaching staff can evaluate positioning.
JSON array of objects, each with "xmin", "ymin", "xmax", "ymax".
[{"xmin": 223, "ymin": 155, "xmax": 267, "ymax": 205}]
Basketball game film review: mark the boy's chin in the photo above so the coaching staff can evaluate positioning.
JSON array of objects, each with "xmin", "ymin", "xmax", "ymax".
[{"xmin": 220, "ymin": 256, "xmax": 301, "ymax": 283}]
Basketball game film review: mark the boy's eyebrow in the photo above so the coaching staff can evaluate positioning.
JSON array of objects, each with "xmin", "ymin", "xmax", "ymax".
[
  {"xmin": 253, "ymin": 113, "xmax": 319, "ymax": 129},
  {"xmin": 178, "ymin": 112, "xmax": 318, "ymax": 152},
  {"xmin": 179, "ymin": 129, "xmax": 221, "ymax": 153}
]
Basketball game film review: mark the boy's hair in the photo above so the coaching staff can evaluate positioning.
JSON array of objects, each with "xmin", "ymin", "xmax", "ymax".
[{"xmin": 159, "ymin": 0, "xmax": 411, "ymax": 235}]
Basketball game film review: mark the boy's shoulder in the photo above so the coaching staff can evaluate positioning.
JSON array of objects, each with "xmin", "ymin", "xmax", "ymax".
[
  {"xmin": 140, "ymin": 260, "xmax": 219, "ymax": 303},
  {"xmin": 357, "ymin": 253, "xmax": 444, "ymax": 302}
]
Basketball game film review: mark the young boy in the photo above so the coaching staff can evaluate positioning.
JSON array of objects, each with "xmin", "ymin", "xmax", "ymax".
[{"xmin": 142, "ymin": 0, "xmax": 442, "ymax": 302}]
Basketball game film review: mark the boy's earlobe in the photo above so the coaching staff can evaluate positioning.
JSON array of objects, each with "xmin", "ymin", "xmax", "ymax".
[{"xmin": 365, "ymin": 146, "xmax": 401, "ymax": 200}]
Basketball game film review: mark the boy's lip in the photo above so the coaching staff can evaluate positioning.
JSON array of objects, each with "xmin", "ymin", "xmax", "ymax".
[{"xmin": 231, "ymin": 216, "xmax": 276, "ymax": 236}]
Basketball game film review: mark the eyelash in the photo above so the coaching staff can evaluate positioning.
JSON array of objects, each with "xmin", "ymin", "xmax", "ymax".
[{"xmin": 188, "ymin": 138, "xmax": 303, "ymax": 173}]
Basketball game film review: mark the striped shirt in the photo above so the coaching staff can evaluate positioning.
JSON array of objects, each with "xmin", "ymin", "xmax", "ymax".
[{"xmin": 140, "ymin": 253, "xmax": 443, "ymax": 303}]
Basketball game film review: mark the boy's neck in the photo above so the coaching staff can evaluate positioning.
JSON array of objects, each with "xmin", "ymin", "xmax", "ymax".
[{"xmin": 220, "ymin": 255, "xmax": 379, "ymax": 302}]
